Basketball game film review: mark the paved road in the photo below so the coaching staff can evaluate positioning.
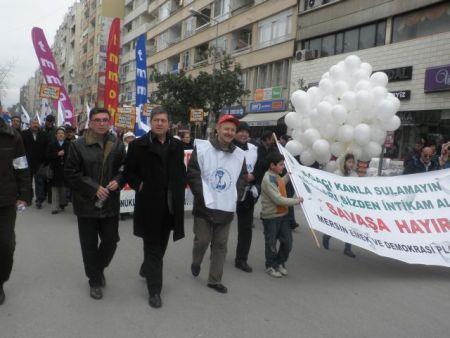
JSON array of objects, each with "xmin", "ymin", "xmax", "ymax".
[{"xmin": 1, "ymin": 203, "xmax": 449, "ymax": 338}]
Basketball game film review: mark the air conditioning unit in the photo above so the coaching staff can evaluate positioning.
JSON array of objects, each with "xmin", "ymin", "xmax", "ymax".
[{"xmin": 295, "ymin": 49, "xmax": 321, "ymax": 61}]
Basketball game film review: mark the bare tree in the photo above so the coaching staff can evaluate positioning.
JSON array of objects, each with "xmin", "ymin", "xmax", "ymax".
[{"xmin": 0, "ymin": 59, "xmax": 16, "ymax": 104}]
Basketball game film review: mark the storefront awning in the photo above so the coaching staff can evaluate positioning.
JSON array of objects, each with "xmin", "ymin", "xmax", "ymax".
[{"xmin": 240, "ymin": 112, "xmax": 287, "ymax": 127}]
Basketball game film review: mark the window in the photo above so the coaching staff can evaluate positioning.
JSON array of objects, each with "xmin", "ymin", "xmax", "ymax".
[
  {"xmin": 392, "ymin": 2, "xmax": 450, "ymax": 43},
  {"xmin": 304, "ymin": 0, "xmax": 339, "ymax": 11},
  {"xmin": 211, "ymin": 36, "xmax": 228, "ymax": 58},
  {"xmin": 254, "ymin": 59, "xmax": 290, "ymax": 90},
  {"xmin": 214, "ymin": 0, "xmax": 230, "ymax": 21},
  {"xmin": 301, "ymin": 21, "xmax": 386, "ymax": 59},
  {"xmin": 182, "ymin": 51, "xmax": 190, "ymax": 70},
  {"xmin": 258, "ymin": 10, "xmax": 293, "ymax": 48},
  {"xmin": 194, "ymin": 43, "xmax": 209, "ymax": 64},
  {"xmin": 231, "ymin": 26, "xmax": 252, "ymax": 53},
  {"xmin": 183, "ymin": 17, "xmax": 195, "ymax": 38},
  {"xmin": 159, "ymin": 1, "xmax": 170, "ymax": 21},
  {"xmin": 195, "ymin": 7, "xmax": 211, "ymax": 30}
]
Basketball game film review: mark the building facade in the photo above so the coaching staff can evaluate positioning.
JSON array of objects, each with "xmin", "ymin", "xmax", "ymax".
[
  {"xmin": 120, "ymin": 0, "xmax": 298, "ymax": 131},
  {"xmin": 291, "ymin": 0, "xmax": 450, "ymax": 158}
]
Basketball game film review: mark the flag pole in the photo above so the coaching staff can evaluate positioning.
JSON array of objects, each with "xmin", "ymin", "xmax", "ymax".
[{"xmin": 272, "ymin": 133, "xmax": 321, "ymax": 248}]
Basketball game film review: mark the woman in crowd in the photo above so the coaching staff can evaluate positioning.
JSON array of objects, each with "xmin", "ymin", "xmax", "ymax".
[
  {"xmin": 46, "ymin": 127, "xmax": 70, "ymax": 214},
  {"xmin": 322, "ymin": 153, "xmax": 357, "ymax": 258}
]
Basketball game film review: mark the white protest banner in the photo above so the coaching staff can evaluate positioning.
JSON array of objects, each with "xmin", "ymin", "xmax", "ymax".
[
  {"xmin": 120, "ymin": 150, "xmax": 194, "ymax": 213},
  {"xmin": 277, "ymin": 143, "xmax": 450, "ymax": 267}
]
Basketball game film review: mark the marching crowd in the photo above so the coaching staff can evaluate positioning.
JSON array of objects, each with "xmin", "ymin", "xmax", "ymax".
[{"xmin": 0, "ymin": 107, "xmax": 449, "ymax": 308}]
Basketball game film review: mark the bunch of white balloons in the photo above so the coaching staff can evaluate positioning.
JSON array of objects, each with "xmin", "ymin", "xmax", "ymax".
[{"xmin": 284, "ymin": 54, "xmax": 401, "ymax": 171}]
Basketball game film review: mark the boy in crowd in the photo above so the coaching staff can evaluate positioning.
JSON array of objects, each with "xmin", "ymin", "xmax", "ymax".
[{"xmin": 260, "ymin": 152, "xmax": 302, "ymax": 278}]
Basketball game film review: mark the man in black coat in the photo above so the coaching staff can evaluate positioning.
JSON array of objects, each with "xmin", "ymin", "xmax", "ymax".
[
  {"xmin": 0, "ymin": 116, "xmax": 32, "ymax": 305},
  {"xmin": 403, "ymin": 147, "xmax": 439, "ymax": 175},
  {"xmin": 21, "ymin": 118, "xmax": 49, "ymax": 208},
  {"xmin": 253, "ymin": 130, "xmax": 277, "ymax": 187},
  {"xmin": 124, "ymin": 107, "xmax": 186, "ymax": 309},
  {"xmin": 65, "ymin": 108, "xmax": 125, "ymax": 300}
]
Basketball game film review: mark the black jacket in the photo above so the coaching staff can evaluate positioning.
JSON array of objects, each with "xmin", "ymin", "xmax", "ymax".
[
  {"xmin": 21, "ymin": 128, "xmax": 49, "ymax": 174},
  {"xmin": 0, "ymin": 118, "xmax": 32, "ymax": 207},
  {"xmin": 187, "ymin": 137, "xmax": 247, "ymax": 225},
  {"xmin": 253, "ymin": 142, "xmax": 277, "ymax": 186},
  {"xmin": 403, "ymin": 157, "xmax": 440, "ymax": 175},
  {"xmin": 64, "ymin": 131, "xmax": 126, "ymax": 218},
  {"xmin": 46, "ymin": 140, "xmax": 70, "ymax": 187},
  {"xmin": 124, "ymin": 133, "xmax": 186, "ymax": 241}
]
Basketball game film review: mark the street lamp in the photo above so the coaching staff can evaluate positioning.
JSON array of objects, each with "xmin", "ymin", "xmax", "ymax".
[{"xmin": 189, "ymin": 7, "xmax": 220, "ymax": 70}]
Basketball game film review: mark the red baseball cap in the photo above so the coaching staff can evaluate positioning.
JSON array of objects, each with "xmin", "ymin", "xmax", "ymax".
[{"xmin": 217, "ymin": 114, "xmax": 239, "ymax": 127}]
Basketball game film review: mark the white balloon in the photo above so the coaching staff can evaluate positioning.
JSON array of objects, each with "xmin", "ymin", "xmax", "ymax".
[
  {"xmin": 319, "ymin": 78, "xmax": 334, "ymax": 94},
  {"xmin": 346, "ymin": 111, "xmax": 363, "ymax": 126},
  {"xmin": 316, "ymin": 151, "xmax": 332, "ymax": 165},
  {"xmin": 285, "ymin": 140, "xmax": 305, "ymax": 156},
  {"xmin": 284, "ymin": 112, "xmax": 302, "ymax": 129},
  {"xmin": 354, "ymin": 80, "xmax": 372, "ymax": 92},
  {"xmin": 364, "ymin": 141, "xmax": 382, "ymax": 159},
  {"xmin": 388, "ymin": 95, "xmax": 401, "ymax": 112},
  {"xmin": 353, "ymin": 69, "xmax": 370, "ymax": 83},
  {"xmin": 329, "ymin": 65, "xmax": 346, "ymax": 81},
  {"xmin": 312, "ymin": 139, "xmax": 331, "ymax": 158},
  {"xmin": 353, "ymin": 124, "xmax": 372, "ymax": 146},
  {"xmin": 291, "ymin": 90, "xmax": 310, "ymax": 114},
  {"xmin": 300, "ymin": 149, "xmax": 315, "ymax": 166},
  {"xmin": 323, "ymin": 95, "xmax": 339, "ymax": 105},
  {"xmin": 319, "ymin": 123, "xmax": 337, "ymax": 140},
  {"xmin": 307, "ymin": 86, "xmax": 320, "ymax": 107},
  {"xmin": 371, "ymin": 86, "xmax": 388, "ymax": 102},
  {"xmin": 325, "ymin": 160, "xmax": 338, "ymax": 173},
  {"xmin": 384, "ymin": 115, "xmax": 401, "ymax": 131},
  {"xmin": 370, "ymin": 72, "xmax": 389, "ymax": 87},
  {"xmin": 304, "ymin": 128, "xmax": 321, "ymax": 146},
  {"xmin": 370, "ymin": 126, "xmax": 387, "ymax": 142},
  {"xmin": 355, "ymin": 90, "xmax": 373, "ymax": 110},
  {"xmin": 321, "ymin": 71, "xmax": 330, "ymax": 79},
  {"xmin": 317, "ymin": 101, "xmax": 333, "ymax": 118},
  {"xmin": 331, "ymin": 141, "xmax": 346, "ymax": 157},
  {"xmin": 337, "ymin": 125, "xmax": 354, "ymax": 142},
  {"xmin": 348, "ymin": 143, "xmax": 363, "ymax": 159},
  {"xmin": 300, "ymin": 117, "xmax": 313, "ymax": 131},
  {"xmin": 341, "ymin": 91, "xmax": 357, "ymax": 111},
  {"xmin": 360, "ymin": 62, "xmax": 373, "ymax": 76},
  {"xmin": 376, "ymin": 99, "xmax": 397, "ymax": 120},
  {"xmin": 345, "ymin": 55, "xmax": 362, "ymax": 71},
  {"xmin": 331, "ymin": 104, "xmax": 348, "ymax": 125},
  {"xmin": 333, "ymin": 80, "xmax": 349, "ymax": 98}
]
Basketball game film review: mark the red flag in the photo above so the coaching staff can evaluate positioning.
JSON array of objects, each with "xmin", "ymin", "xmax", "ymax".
[{"xmin": 104, "ymin": 18, "xmax": 121, "ymax": 124}]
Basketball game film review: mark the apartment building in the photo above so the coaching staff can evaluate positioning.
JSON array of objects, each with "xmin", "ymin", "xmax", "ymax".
[
  {"xmin": 53, "ymin": 3, "xmax": 83, "ymax": 117},
  {"xmin": 291, "ymin": 0, "xmax": 450, "ymax": 158},
  {"xmin": 120, "ymin": 0, "xmax": 298, "ymax": 129}
]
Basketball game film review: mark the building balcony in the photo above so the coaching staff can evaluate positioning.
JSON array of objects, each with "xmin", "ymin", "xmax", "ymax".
[
  {"xmin": 122, "ymin": 22, "xmax": 151, "ymax": 45},
  {"xmin": 123, "ymin": 1, "xmax": 150, "ymax": 26}
]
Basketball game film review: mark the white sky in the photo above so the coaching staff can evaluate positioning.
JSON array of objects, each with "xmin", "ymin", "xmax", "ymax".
[{"xmin": 0, "ymin": 0, "xmax": 76, "ymax": 109}]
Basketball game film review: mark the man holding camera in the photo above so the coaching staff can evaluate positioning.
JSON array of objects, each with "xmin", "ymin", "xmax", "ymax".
[{"xmin": 65, "ymin": 108, "xmax": 125, "ymax": 300}]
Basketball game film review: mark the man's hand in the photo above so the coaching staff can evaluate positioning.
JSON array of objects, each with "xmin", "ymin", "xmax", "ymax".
[
  {"xmin": 57, "ymin": 150, "xmax": 64, "ymax": 156},
  {"xmin": 96, "ymin": 186, "xmax": 110, "ymax": 200},
  {"xmin": 139, "ymin": 182, "xmax": 144, "ymax": 192},
  {"xmin": 106, "ymin": 180, "xmax": 119, "ymax": 191},
  {"xmin": 16, "ymin": 200, "xmax": 27, "ymax": 207},
  {"xmin": 296, "ymin": 197, "xmax": 304, "ymax": 204},
  {"xmin": 246, "ymin": 173, "xmax": 255, "ymax": 183}
]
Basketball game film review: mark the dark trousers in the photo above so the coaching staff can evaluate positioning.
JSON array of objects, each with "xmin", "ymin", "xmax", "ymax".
[
  {"xmin": 0, "ymin": 206, "xmax": 16, "ymax": 285},
  {"xmin": 262, "ymin": 215, "xmax": 292, "ymax": 269},
  {"xmin": 77, "ymin": 216, "xmax": 120, "ymax": 287},
  {"xmin": 33, "ymin": 174, "xmax": 46, "ymax": 203},
  {"xmin": 143, "ymin": 227, "xmax": 171, "ymax": 295},
  {"xmin": 235, "ymin": 193, "xmax": 255, "ymax": 262},
  {"xmin": 323, "ymin": 234, "xmax": 352, "ymax": 251}
]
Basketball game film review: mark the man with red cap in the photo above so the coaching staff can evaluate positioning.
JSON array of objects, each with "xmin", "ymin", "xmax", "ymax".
[{"xmin": 187, "ymin": 115, "xmax": 247, "ymax": 294}]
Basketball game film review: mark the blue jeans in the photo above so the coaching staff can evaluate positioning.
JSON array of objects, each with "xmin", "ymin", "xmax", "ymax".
[{"xmin": 262, "ymin": 215, "xmax": 292, "ymax": 269}]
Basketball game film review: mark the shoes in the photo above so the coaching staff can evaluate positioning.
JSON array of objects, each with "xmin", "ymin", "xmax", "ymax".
[
  {"xmin": 51, "ymin": 210, "xmax": 59, "ymax": 215},
  {"xmin": 0, "ymin": 285, "xmax": 5, "ymax": 305},
  {"xmin": 36, "ymin": 202, "xmax": 42, "ymax": 209},
  {"xmin": 59, "ymin": 204, "xmax": 66, "ymax": 210},
  {"xmin": 322, "ymin": 236, "xmax": 330, "ymax": 250},
  {"xmin": 290, "ymin": 223, "xmax": 299, "ymax": 230},
  {"xmin": 207, "ymin": 283, "xmax": 228, "ymax": 294},
  {"xmin": 344, "ymin": 249, "xmax": 356, "ymax": 258},
  {"xmin": 235, "ymin": 260, "xmax": 253, "ymax": 273},
  {"xmin": 148, "ymin": 294, "xmax": 162, "ymax": 308},
  {"xmin": 266, "ymin": 267, "xmax": 283, "ymax": 278},
  {"xmin": 100, "ymin": 272, "xmax": 106, "ymax": 287},
  {"xmin": 277, "ymin": 264, "xmax": 288, "ymax": 276},
  {"xmin": 139, "ymin": 264, "xmax": 146, "ymax": 278},
  {"xmin": 191, "ymin": 263, "xmax": 200, "ymax": 277},
  {"xmin": 90, "ymin": 286, "xmax": 103, "ymax": 300}
]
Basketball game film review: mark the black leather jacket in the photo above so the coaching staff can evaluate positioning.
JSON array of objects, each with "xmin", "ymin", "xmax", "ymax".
[{"xmin": 64, "ymin": 131, "xmax": 125, "ymax": 218}]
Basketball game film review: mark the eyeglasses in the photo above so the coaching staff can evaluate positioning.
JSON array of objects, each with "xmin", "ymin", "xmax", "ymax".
[{"xmin": 92, "ymin": 118, "xmax": 109, "ymax": 123}]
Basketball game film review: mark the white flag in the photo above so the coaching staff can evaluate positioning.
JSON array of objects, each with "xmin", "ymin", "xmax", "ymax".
[
  {"xmin": 84, "ymin": 102, "xmax": 91, "ymax": 130},
  {"xmin": 136, "ymin": 105, "xmax": 150, "ymax": 134},
  {"xmin": 57, "ymin": 100, "xmax": 65, "ymax": 127}
]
